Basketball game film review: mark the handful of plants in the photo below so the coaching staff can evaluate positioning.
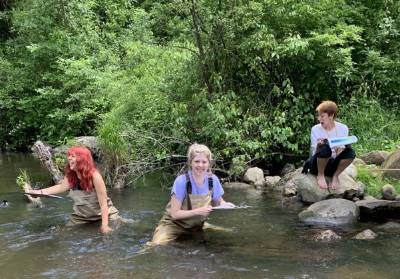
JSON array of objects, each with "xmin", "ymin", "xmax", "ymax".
[
  {"xmin": 16, "ymin": 169, "xmax": 43, "ymax": 207},
  {"xmin": 16, "ymin": 169, "xmax": 31, "ymax": 190}
]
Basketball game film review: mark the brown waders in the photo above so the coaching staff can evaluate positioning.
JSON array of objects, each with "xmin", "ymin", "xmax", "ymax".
[
  {"xmin": 151, "ymin": 173, "xmax": 213, "ymax": 245},
  {"xmin": 66, "ymin": 189, "xmax": 119, "ymax": 226}
]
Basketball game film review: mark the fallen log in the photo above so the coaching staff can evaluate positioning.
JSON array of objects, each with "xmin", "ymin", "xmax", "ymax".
[{"xmin": 31, "ymin": 140, "xmax": 63, "ymax": 184}]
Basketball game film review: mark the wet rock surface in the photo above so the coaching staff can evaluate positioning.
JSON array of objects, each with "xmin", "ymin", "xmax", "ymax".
[{"xmin": 299, "ymin": 198, "xmax": 359, "ymax": 226}]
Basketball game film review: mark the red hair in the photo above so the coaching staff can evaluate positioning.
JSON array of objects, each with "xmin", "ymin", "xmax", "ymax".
[{"xmin": 65, "ymin": 146, "xmax": 96, "ymax": 191}]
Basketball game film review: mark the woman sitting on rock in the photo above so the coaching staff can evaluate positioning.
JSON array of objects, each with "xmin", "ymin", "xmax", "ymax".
[
  {"xmin": 151, "ymin": 143, "xmax": 235, "ymax": 245},
  {"xmin": 303, "ymin": 100, "xmax": 356, "ymax": 189},
  {"xmin": 26, "ymin": 146, "xmax": 119, "ymax": 233}
]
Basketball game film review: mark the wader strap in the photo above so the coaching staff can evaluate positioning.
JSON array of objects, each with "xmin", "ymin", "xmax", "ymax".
[
  {"xmin": 185, "ymin": 172, "xmax": 214, "ymax": 210},
  {"xmin": 208, "ymin": 176, "xmax": 213, "ymax": 191},
  {"xmin": 185, "ymin": 173, "xmax": 192, "ymax": 210}
]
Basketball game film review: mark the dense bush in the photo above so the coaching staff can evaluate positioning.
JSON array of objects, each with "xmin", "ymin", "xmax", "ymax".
[
  {"xmin": 0, "ymin": 0, "xmax": 139, "ymax": 149},
  {"xmin": 1, "ymin": 0, "xmax": 399, "ymax": 178}
]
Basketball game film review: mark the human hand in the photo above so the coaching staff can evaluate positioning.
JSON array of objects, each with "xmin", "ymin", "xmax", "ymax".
[
  {"xmin": 25, "ymin": 189, "xmax": 41, "ymax": 195},
  {"xmin": 334, "ymin": 147, "xmax": 345, "ymax": 155},
  {"xmin": 195, "ymin": 205, "xmax": 213, "ymax": 217},
  {"xmin": 100, "ymin": 225, "xmax": 113, "ymax": 234}
]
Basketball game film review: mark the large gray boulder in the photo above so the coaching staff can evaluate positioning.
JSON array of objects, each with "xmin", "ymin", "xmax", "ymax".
[
  {"xmin": 299, "ymin": 198, "xmax": 359, "ymax": 226},
  {"xmin": 284, "ymin": 165, "xmax": 364, "ymax": 204},
  {"xmin": 75, "ymin": 136, "xmax": 100, "ymax": 155},
  {"xmin": 344, "ymin": 163, "xmax": 358, "ymax": 179},
  {"xmin": 53, "ymin": 136, "xmax": 100, "ymax": 159},
  {"xmin": 360, "ymin": 151, "xmax": 390, "ymax": 165},
  {"xmin": 356, "ymin": 199, "xmax": 400, "ymax": 220},
  {"xmin": 243, "ymin": 167, "xmax": 265, "ymax": 187},
  {"xmin": 382, "ymin": 149, "xmax": 400, "ymax": 180},
  {"xmin": 293, "ymin": 173, "xmax": 329, "ymax": 203},
  {"xmin": 375, "ymin": 221, "xmax": 400, "ymax": 233}
]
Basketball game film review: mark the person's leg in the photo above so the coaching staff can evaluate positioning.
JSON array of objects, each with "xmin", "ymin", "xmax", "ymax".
[
  {"xmin": 151, "ymin": 222, "xmax": 186, "ymax": 245},
  {"xmin": 317, "ymin": 158, "xmax": 330, "ymax": 189},
  {"xmin": 203, "ymin": 222, "xmax": 233, "ymax": 232},
  {"xmin": 329, "ymin": 159, "xmax": 353, "ymax": 189},
  {"xmin": 326, "ymin": 147, "xmax": 356, "ymax": 189},
  {"xmin": 310, "ymin": 144, "xmax": 332, "ymax": 189},
  {"xmin": 66, "ymin": 214, "xmax": 91, "ymax": 226}
]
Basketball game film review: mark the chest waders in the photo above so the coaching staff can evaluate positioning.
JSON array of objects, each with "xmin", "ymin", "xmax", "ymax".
[
  {"xmin": 66, "ymin": 183, "xmax": 119, "ymax": 226},
  {"xmin": 151, "ymin": 173, "xmax": 214, "ymax": 245}
]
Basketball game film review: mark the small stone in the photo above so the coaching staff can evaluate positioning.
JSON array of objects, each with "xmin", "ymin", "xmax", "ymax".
[
  {"xmin": 353, "ymin": 158, "xmax": 366, "ymax": 166},
  {"xmin": 314, "ymin": 230, "xmax": 341, "ymax": 242},
  {"xmin": 283, "ymin": 186, "xmax": 297, "ymax": 196},
  {"xmin": 353, "ymin": 229, "xmax": 377, "ymax": 240},
  {"xmin": 381, "ymin": 184, "xmax": 397, "ymax": 200},
  {"xmin": 281, "ymin": 163, "xmax": 295, "ymax": 176},
  {"xmin": 264, "ymin": 176, "xmax": 281, "ymax": 188}
]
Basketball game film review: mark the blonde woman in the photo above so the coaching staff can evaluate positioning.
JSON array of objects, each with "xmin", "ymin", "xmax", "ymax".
[{"xmin": 151, "ymin": 143, "xmax": 234, "ymax": 245}]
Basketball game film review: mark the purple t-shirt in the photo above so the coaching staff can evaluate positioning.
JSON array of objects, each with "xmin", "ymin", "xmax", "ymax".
[{"xmin": 171, "ymin": 171, "xmax": 224, "ymax": 202}]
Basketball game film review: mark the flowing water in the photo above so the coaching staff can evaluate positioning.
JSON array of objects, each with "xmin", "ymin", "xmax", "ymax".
[{"xmin": 1, "ymin": 153, "xmax": 400, "ymax": 279}]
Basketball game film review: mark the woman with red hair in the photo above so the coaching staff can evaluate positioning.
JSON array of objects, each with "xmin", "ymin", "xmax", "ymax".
[{"xmin": 26, "ymin": 146, "xmax": 119, "ymax": 233}]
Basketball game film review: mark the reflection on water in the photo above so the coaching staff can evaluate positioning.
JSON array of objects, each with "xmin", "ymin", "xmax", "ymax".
[{"xmin": 1, "ymin": 153, "xmax": 400, "ymax": 278}]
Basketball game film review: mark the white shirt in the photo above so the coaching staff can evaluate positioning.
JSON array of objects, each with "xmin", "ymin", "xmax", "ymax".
[{"xmin": 310, "ymin": 121, "xmax": 349, "ymax": 157}]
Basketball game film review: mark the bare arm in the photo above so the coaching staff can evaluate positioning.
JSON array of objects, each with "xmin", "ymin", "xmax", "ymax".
[
  {"xmin": 92, "ymin": 171, "xmax": 112, "ymax": 234},
  {"xmin": 168, "ymin": 194, "xmax": 212, "ymax": 221},
  {"xmin": 26, "ymin": 178, "xmax": 70, "ymax": 195}
]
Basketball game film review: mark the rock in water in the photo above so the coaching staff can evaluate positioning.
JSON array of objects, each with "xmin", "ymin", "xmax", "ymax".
[{"xmin": 299, "ymin": 198, "xmax": 359, "ymax": 226}]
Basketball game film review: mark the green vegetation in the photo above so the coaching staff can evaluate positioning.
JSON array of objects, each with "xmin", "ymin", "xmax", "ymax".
[
  {"xmin": 357, "ymin": 166, "xmax": 400, "ymax": 198},
  {"xmin": 16, "ymin": 169, "xmax": 31, "ymax": 190},
  {"xmin": 340, "ymin": 96, "xmax": 400, "ymax": 154},
  {"xmin": 1, "ymin": 1, "xmax": 400, "ymax": 177}
]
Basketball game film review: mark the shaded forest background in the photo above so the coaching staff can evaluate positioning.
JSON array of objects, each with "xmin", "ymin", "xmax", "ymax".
[{"xmin": 1, "ymin": 0, "xmax": 400, "ymax": 176}]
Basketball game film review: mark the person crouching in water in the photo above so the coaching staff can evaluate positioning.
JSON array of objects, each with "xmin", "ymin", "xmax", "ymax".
[
  {"xmin": 26, "ymin": 146, "xmax": 119, "ymax": 233},
  {"xmin": 303, "ymin": 100, "xmax": 356, "ymax": 189},
  {"xmin": 151, "ymin": 143, "xmax": 235, "ymax": 245}
]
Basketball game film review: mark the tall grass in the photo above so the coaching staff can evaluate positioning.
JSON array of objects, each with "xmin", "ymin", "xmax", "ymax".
[{"xmin": 339, "ymin": 95, "xmax": 400, "ymax": 154}]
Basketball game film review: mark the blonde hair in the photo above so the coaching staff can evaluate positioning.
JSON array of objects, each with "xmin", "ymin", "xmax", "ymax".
[
  {"xmin": 187, "ymin": 143, "xmax": 212, "ymax": 171},
  {"xmin": 316, "ymin": 100, "xmax": 338, "ymax": 118}
]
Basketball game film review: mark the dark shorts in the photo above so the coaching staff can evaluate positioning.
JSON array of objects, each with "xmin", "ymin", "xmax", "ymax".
[{"xmin": 303, "ymin": 144, "xmax": 356, "ymax": 177}]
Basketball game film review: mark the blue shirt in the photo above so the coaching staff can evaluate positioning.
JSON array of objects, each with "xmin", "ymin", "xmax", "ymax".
[{"xmin": 171, "ymin": 171, "xmax": 224, "ymax": 202}]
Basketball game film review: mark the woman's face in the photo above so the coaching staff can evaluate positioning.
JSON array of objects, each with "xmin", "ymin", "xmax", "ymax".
[
  {"xmin": 318, "ymin": 112, "xmax": 334, "ymax": 128},
  {"xmin": 191, "ymin": 153, "xmax": 210, "ymax": 177},
  {"xmin": 67, "ymin": 154, "xmax": 77, "ymax": 171}
]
